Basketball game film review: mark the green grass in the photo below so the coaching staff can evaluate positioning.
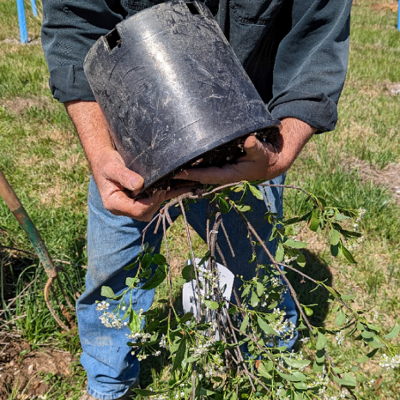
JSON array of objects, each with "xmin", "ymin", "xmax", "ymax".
[{"xmin": 0, "ymin": 0, "xmax": 399, "ymax": 398}]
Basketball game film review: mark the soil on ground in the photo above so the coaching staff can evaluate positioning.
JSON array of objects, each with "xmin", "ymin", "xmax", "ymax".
[
  {"xmin": 347, "ymin": 159, "xmax": 400, "ymax": 204},
  {"xmin": 0, "ymin": 335, "xmax": 77, "ymax": 400}
]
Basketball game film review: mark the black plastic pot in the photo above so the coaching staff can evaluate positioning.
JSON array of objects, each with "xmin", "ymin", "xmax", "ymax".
[{"xmin": 84, "ymin": 0, "xmax": 279, "ymax": 190}]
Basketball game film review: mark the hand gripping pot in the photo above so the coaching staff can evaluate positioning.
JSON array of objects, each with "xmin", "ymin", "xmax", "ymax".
[{"xmin": 83, "ymin": 0, "xmax": 280, "ymax": 190}]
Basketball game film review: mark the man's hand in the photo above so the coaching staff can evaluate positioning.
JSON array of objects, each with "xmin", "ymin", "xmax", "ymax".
[
  {"xmin": 174, "ymin": 118, "xmax": 316, "ymax": 185},
  {"xmin": 90, "ymin": 147, "xmax": 190, "ymax": 221},
  {"xmin": 65, "ymin": 101, "xmax": 191, "ymax": 222}
]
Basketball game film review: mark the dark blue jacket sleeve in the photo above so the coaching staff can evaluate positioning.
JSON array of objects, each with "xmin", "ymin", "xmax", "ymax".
[
  {"xmin": 268, "ymin": 0, "xmax": 352, "ymax": 132},
  {"xmin": 41, "ymin": 0, "xmax": 123, "ymax": 103}
]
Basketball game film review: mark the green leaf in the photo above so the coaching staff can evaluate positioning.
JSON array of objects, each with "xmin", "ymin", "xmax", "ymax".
[
  {"xmin": 295, "ymin": 251, "xmax": 306, "ymax": 267},
  {"xmin": 250, "ymin": 291, "xmax": 259, "ymax": 307},
  {"xmin": 275, "ymin": 243, "xmax": 284, "ymax": 262},
  {"xmin": 179, "ymin": 312, "xmax": 194, "ymax": 324},
  {"xmin": 240, "ymin": 316, "xmax": 249, "ymax": 332},
  {"xmin": 293, "ymin": 382, "xmax": 308, "ymax": 390},
  {"xmin": 277, "ymin": 371, "xmax": 306, "ymax": 382},
  {"xmin": 257, "ymin": 362, "xmax": 272, "ymax": 379},
  {"xmin": 312, "ymin": 361, "xmax": 324, "ymax": 372},
  {"xmin": 185, "ymin": 355, "xmax": 201, "ymax": 363},
  {"xmin": 330, "ymin": 244, "xmax": 340, "ymax": 257},
  {"xmin": 321, "ymin": 283, "xmax": 339, "ymax": 299},
  {"xmin": 341, "ymin": 294, "xmax": 355, "ymax": 301},
  {"xmin": 361, "ymin": 330, "xmax": 375, "ymax": 339},
  {"xmin": 340, "ymin": 241, "xmax": 357, "ymax": 264},
  {"xmin": 344, "ymin": 373, "xmax": 357, "ymax": 385},
  {"xmin": 315, "ymin": 350, "xmax": 325, "ymax": 364},
  {"xmin": 204, "ymin": 300, "xmax": 219, "ymax": 310},
  {"xmin": 139, "ymin": 269, "xmax": 152, "ymax": 279},
  {"xmin": 335, "ymin": 310, "xmax": 346, "ymax": 326},
  {"xmin": 283, "ymin": 357, "xmax": 311, "ymax": 369},
  {"xmin": 146, "ymin": 319, "xmax": 159, "ymax": 332},
  {"xmin": 200, "ymin": 388, "xmax": 216, "ymax": 396},
  {"xmin": 257, "ymin": 316, "xmax": 276, "ymax": 335},
  {"xmin": 329, "ymin": 229, "xmax": 341, "ymax": 246},
  {"xmin": 232, "ymin": 184, "xmax": 244, "ymax": 193},
  {"xmin": 123, "ymin": 259, "xmax": 139, "ymax": 271},
  {"xmin": 153, "ymin": 254, "xmax": 166, "ymax": 265},
  {"xmin": 283, "ymin": 211, "xmax": 312, "ymax": 226},
  {"xmin": 249, "ymin": 185, "xmax": 264, "ymax": 200},
  {"xmin": 256, "ymin": 282, "xmax": 264, "ymax": 297},
  {"xmin": 236, "ymin": 204, "xmax": 252, "ymax": 212},
  {"xmin": 332, "ymin": 367, "xmax": 343, "ymax": 374},
  {"xmin": 101, "ymin": 286, "xmax": 117, "ymax": 299},
  {"xmin": 218, "ymin": 197, "xmax": 231, "ymax": 213},
  {"xmin": 284, "ymin": 239, "xmax": 307, "ymax": 249},
  {"xmin": 125, "ymin": 277, "xmax": 136, "ymax": 288},
  {"xmin": 356, "ymin": 373, "xmax": 368, "ymax": 383},
  {"xmin": 335, "ymin": 213, "xmax": 350, "ymax": 221},
  {"xmin": 340, "ymin": 229, "xmax": 362, "ymax": 238},
  {"xmin": 182, "ymin": 264, "xmax": 195, "ymax": 282},
  {"xmin": 384, "ymin": 323, "xmax": 400, "ymax": 339},
  {"xmin": 355, "ymin": 356, "xmax": 369, "ymax": 363},
  {"xmin": 316, "ymin": 332, "xmax": 327, "ymax": 350},
  {"xmin": 365, "ymin": 322, "xmax": 381, "ymax": 332},
  {"xmin": 333, "ymin": 375, "xmax": 357, "ymax": 388},
  {"xmin": 141, "ymin": 253, "xmax": 153, "ymax": 270},
  {"xmin": 302, "ymin": 305, "xmax": 313, "ymax": 316},
  {"xmin": 173, "ymin": 337, "xmax": 186, "ymax": 371},
  {"xmin": 141, "ymin": 265, "xmax": 167, "ymax": 290},
  {"xmin": 369, "ymin": 338, "xmax": 385, "ymax": 349},
  {"xmin": 228, "ymin": 306, "xmax": 238, "ymax": 314},
  {"xmin": 309, "ymin": 209, "xmax": 321, "ymax": 232},
  {"xmin": 128, "ymin": 310, "xmax": 142, "ymax": 333}
]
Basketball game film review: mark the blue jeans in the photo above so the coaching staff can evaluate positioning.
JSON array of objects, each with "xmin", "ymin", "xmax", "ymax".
[{"xmin": 77, "ymin": 175, "xmax": 298, "ymax": 400}]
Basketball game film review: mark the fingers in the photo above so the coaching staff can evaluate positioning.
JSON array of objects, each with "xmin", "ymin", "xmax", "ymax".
[
  {"xmin": 104, "ymin": 156, "xmax": 144, "ymax": 194},
  {"xmin": 106, "ymin": 189, "xmax": 165, "ymax": 222}
]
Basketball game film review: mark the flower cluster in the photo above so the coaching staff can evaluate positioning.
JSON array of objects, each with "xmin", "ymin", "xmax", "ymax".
[
  {"xmin": 379, "ymin": 353, "xmax": 400, "ymax": 370},
  {"xmin": 306, "ymin": 367, "xmax": 329, "ymax": 391},
  {"xmin": 335, "ymin": 330, "xmax": 345, "ymax": 346},
  {"xmin": 269, "ymin": 308, "xmax": 296, "ymax": 340},
  {"xmin": 127, "ymin": 331, "xmax": 151, "ymax": 343},
  {"xmin": 99, "ymin": 312, "xmax": 123, "ymax": 329},
  {"xmin": 96, "ymin": 300, "xmax": 110, "ymax": 311},
  {"xmin": 283, "ymin": 254, "xmax": 299, "ymax": 264},
  {"xmin": 192, "ymin": 339, "xmax": 215, "ymax": 357},
  {"xmin": 159, "ymin": 334, "xmax": 168, "ymax": 349}
]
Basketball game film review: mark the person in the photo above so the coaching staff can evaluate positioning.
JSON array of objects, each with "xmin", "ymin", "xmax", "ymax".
[{"xmin": 41, "ymin": 1, "xmax": 352, "ymax": 399}]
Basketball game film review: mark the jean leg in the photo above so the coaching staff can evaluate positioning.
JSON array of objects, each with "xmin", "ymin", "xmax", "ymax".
[
  {"xmin": 77, "ymin": 177, "xmax": 177, "ymax": 400},
  {"xmin": 185, "ymin": 175, "xmax": 298, "ymax": 349}
]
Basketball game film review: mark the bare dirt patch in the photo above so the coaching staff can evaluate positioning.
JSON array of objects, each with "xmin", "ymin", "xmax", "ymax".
[
  {"xmin": 0, "ymin": 334, "xmax": 78, "ymax": 400},
  {"xmin": 371, "ymin": 2, "xmax": 398, "ymax": 12},
  {"xmin": 347, "ymin": 159, "xmax": 400, "ymax": 204},
  {"xmin": 0, "ymin": 97, "xmax": 52, "ymax": 116}
]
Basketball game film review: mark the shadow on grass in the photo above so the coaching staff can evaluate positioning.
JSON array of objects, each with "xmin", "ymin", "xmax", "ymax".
[{"xmin": 286, "ymin": 249, "xmax": 333, "ymax": 327}]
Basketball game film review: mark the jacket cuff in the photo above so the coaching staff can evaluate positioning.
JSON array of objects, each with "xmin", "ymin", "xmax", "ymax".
[
  {"xmin": 49, "ymin": 65, "xmax": 95, "ymax": 103},
  {"xmin": 269, "ymin": 91, "xmax": 338, "ymax": 133}
]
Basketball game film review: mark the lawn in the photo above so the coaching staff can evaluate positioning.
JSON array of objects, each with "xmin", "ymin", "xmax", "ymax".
[{"xmin": 0, "ymin": 0, "xmax": 399, "ymax": 399}]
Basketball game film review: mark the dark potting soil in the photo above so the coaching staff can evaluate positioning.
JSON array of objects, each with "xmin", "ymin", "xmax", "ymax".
[{"xmin": 138, "ymin": 127, "xmax": 280, "ymax": 198}]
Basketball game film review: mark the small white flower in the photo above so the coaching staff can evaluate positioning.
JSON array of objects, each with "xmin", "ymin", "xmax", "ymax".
[{"xmin": 335, "ymin": 331, "xmax": 345, "ymax": 346}]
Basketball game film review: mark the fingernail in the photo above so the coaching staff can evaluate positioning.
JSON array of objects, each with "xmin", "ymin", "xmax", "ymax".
[{"xmin": 130, "ymin": 177, "xmax": 141, "ymax": 190}]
